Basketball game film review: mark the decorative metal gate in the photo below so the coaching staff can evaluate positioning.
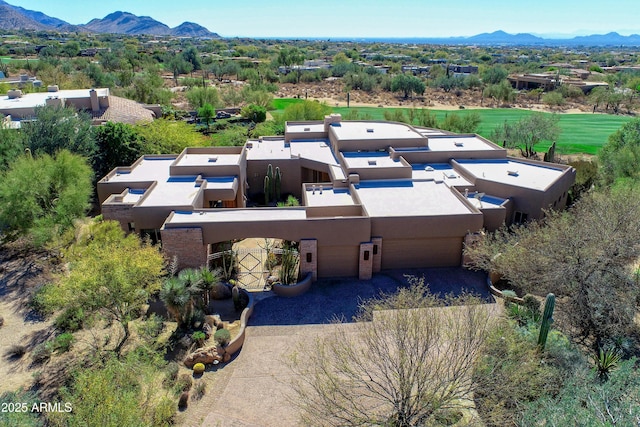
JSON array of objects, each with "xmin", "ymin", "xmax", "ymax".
[{"xmin": 207, "ymin": 247, "xmax": 288, "ymax": 290}]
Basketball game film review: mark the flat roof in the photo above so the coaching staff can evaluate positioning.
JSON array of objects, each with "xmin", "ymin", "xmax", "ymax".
[
  {"xmin": 0, "ymin": 88, "xmax": 109, "ymax": 110},
  {"xmin": 107, "ymin": 157, "xmax": 176, "ymax": 183},
  {"xmin": 305, "ymin": 187, "xmax": 355, "ymax": 207},
  {"xmin": 331, "ymin": 121, "xmax": 426, "ymax": 141},
  {"xmin": 354, "ymin": 180, "xmax": 474, "ymax": 217},
  {"xmin": 286, "ymin": 122, "xmax": 325, "ymax": 133},
  {"xmin": 466, "ymin": 192, "xmax": 507, "ymax": 209},
  {"xmin": 342, "ymin": 152, "xmax": 405, "ymax": 169},
  {"xmin": 411, "ymin": 163, "xmax": 473, "ymax": 187},
  {"xmin": 290, "ymin": 139, "xmax": 339, "ymax": 165},
  {"xmin": 175, "ymin": 153, "xmax": 241, "ymax": 167},
  {"xmin": 427, "ymin": 135, "xmax": 501, "ymax": 152},
  {"xmin": 203, "ymin": 176, "xmax": 237, "ymax": 190},
  {"xmin": 139, "ymin": 176, "xmax": 201, "ymax": 207},
  {"xmin": 123, "ymin": 189, "xmax": 145, "ymax": 204},
  {"xmin": 166, "ymin": 208, "xmax": 307, "ymax": 224},
  {"xmin": 245, "ymin": 139, "xmax": 291, "ymax": 160},
  {"xmin": 456, "ymin": 159, "xmax": 566, "ymax": 191}
]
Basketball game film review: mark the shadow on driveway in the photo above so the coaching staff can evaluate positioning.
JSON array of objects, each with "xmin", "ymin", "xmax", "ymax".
[{"xmin": 249, "ymin": 267, "xmax": 493, "ymax": 326}]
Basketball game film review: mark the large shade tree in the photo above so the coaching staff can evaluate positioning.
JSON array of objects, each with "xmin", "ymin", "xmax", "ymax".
[{"xmin": 289, "ymin": 277, "xmax": 491, "ymax": 426}]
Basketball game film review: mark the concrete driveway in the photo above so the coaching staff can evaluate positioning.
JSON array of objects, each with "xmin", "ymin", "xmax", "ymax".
[{"xmin": 182, "ymin": 268, "xmax": 493, "ymax": 427}]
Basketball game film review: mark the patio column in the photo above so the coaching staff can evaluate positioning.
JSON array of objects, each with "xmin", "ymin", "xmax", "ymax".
[
  {"xmin": 359, "ymin": 242, "xmax": 374, "ymax": 280},
  {"xmin": 299, "ymin": 239, "xmax": 318, "ymax": 281},
  {"xmin": 372, "ymin": 237, "xmax": 382, "ymax": 273},
  {"xmin": 161, "ymin": 227, "xmax": 207, "ymax": 270}
]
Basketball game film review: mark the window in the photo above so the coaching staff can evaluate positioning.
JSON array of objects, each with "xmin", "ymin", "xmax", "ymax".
[
  {"xmin": 373, "ymin": 245, "xmax": 378, "ymax": 255},
  {"xmin": 306, "ymin": 253, "xmax": 312, "ymax": 263},
  {"xmin": 128, "ymin": 222, "xmax": 135, "ymax": 232},
  {"xmin": 364, "ymin": 250, "xmax": 370, "ymax": 261},
  {"xmin": 514, "ymin": 211, "xmax": 529, "ymax": 224}
]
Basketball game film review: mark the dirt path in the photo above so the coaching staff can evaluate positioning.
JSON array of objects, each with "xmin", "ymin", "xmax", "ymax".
[{"xmin": 0, "ymin": 246, "xmax": 54, "ymax": 394}]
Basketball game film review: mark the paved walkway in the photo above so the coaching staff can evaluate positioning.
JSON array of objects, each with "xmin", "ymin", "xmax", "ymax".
[{"xmin": 182, "ymin": 268, "xmax": 493, "ymax": 427}]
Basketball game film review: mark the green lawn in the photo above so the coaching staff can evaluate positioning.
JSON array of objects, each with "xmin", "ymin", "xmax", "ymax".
[{"xmin": 272, "ymin": 98, "xmax": 632, "ymax": 155}]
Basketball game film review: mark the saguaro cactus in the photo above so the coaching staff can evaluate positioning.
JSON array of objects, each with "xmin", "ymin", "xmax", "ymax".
[
  {"xmin": 264, "ymin": 175, "xmax": 271, "ymax": 205},
  {"xmin": 537, "ymin": 293, "xmax": 555, "ymax": 350},
  {"xmin": 274, "ymin": 166, "xmax": 282, "ymax": 201}
]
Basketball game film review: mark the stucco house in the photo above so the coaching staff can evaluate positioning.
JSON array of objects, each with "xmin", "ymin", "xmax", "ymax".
[{"xmin": 98, "ymin": 114, "xmax": 575, "ymax": 280}]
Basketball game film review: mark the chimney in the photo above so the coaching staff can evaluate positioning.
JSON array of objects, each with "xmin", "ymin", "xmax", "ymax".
[
  {"xmin": 89, "ymin": 89, "xmax": 100, "ymax": 112},
  {"xmin": 47, "ymin": 85, "xmax": 59, "ymax": 92},
  {"xmin": 7, "ymin": 89, "xmax": 23, "ymax": 99}
]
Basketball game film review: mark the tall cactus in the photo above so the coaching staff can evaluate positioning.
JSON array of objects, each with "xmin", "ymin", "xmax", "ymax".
[
  {"xmin": 538, "ymin": 293, "xmax": 555, "ymax": 350},
  {"xmin": 264, "ymin": 175, "xmax": 271, "ymax": 205},
  {"xmin": 274, "ymin": 167, "xmax": 282, "ymax": 202}
]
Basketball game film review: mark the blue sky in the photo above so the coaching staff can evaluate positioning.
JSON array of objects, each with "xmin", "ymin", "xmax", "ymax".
[{"xmin": 7, "ymin": 0, "xmax": 640, "ymax": 38}]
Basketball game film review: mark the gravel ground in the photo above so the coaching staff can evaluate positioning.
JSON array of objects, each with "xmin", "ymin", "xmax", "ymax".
[{"xmin": 249, "ymin": 267, "xmax": 493, "ymax": 326}]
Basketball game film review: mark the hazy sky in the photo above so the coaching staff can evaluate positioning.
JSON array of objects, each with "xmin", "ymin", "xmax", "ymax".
[{"xmin": 6, "ymin": 0, "xmax": 640, "ymax": 38}]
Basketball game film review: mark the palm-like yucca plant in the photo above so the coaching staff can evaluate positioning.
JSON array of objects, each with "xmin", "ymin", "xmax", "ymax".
[
  {"xmin": 196, "ymin": 267, "xmax": 221, "ymax": 309},
  {"xmin": 159, "ymin": 276, "xmax": 192, "ymax": 328}
]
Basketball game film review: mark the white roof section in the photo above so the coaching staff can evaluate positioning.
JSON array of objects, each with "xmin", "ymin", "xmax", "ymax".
[
  {"xmin": 107, "ymin": 157, "xmax": 176, "ymax": 183},
  {"xmin": 286, "ymin": 122, "xmax": 325, "ymax": 133},
  {"xmin": 175, "ymin": 153, "xmax": 241, "ymax": 167},
  {"xmin": 123, "ymin": 189, "xmax": 145, "ymax": 204},
  {"xmin": 411, "ymin": 163, "xmax": 473, "ymax": 187},
  {"xmin": 456, "ymin": 159, "xmax": 566, "ymax": 191},
  {"xmin": 343, "ymin": 152, "xmax": 405, "ymax": 169},
  {"xmin": 139, "ymin": 176, "xmax": 201, "ymax": 207},
  {"xmin": 166, "ymin": 208, "xmax": 307, "ymax": 224},
  {"xmin": 305, "ymin": 187, "xmax": 355, "ymax": 207},
  {"xmin": 245, "ymin": 138, "xmax": 291, "ymax": 160},
  {"xmin": 331, "ymin": 121, "xmax": 426, "ymax": 141},
  {"xmin": 0, "ymin": 88, "xmax": 109, "ymax": 110},
  {"xmin": 203, "ymin": 176, "xmax": 237, "ymax": 190},
  {"xmin": 427, "ymin": 135, "xmax": 502, "ymax": 152},
  {"xmin": 290, "ymin": 139, "xmax": 339, "ymax": 165},
  {"xmin": 354, "ymin": 180, "xmax": 474, "ymax": 217}
]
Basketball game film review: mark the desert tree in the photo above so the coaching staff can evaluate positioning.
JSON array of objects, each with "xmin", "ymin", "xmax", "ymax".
[
  {"xmin": 288, "ymin": 277, "xmax": 492, "ymax": 427},
  {"xmin": 37, "ymin": 220, "xmax": 165, "ymax": 356},
  {"xmin": 465, "ymin": 186, "xmax": 640, "ymax": 351},
  {"xmin": 391, "ymin": 74, "xmax": 426, "ymax": 99},
  {"xmin": 490, "ymin": 113, "xmax": 560, "ymax": 158},
  {"xmin": 598, "ymin": 117, "xmax": 640, "ymax": 185}
]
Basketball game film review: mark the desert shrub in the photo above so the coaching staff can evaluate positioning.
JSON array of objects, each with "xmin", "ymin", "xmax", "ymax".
[
  {"xmin": 54, "ymin": 306, "xmax": 84, "ymax": 332},
  {"xmin": 175, "ymin": 373, "xmax": 193, "ymax": 394},
  {"xmin": 264, "ymin": 252, "xmax": 278, "ymax": 270},
  {"xmin": 178, "ymin": 391, "xmax": 189, "ymax": 410},
  {"xmin": 214, "ymin": 328, "xmax": 231, "ymax": 347},
  {"xmin": 474, "ymin": 319, "xmax": 565, "ymax": 426},
  {"xmin": 192, "ymin": 381, "xmax": 206, "ymax": 401},
  {"xmin": 543, "ymin": 91, "xmax": 566, "ymax": 106},
  {"xmin": 153, "ymin": 396, "xmax": 176, "ymax": 426},
  {"xmin": 5, "ymin": 344, "xmax": 26, "ymax": 358},
  {"xmin": 192, "ymin": 331, "xmax": 206, "ymax": 348},
  {"xmin": 211, "ymin": 283, "xmax": 231, "ymax": 300},
  {"xmin": 0, "ymin": 390, "xmax": 43, "ymax": 427},
  {"xmin": 137, "ymin": 313, "xmax": 164, "ymax": 339},
  {"xmin": 163, "ymin": 362, "xmax": 179, "ymax": 389},
  {"xmin": 52, "ymin": 332, "xmax": 74, "ymax": 353},
  {"xmin": 193, "ymin": 362, "xmax": 205, "ymax": 375},
  {"xmin": 32, "ymin": 342, "xmax": 52, "ymax": 364},
  {"xmin": 522, "ymin": 294, "xmax": 541, "ymax": 313}
]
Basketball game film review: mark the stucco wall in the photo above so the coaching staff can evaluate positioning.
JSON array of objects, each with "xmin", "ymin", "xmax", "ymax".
[{"xmin": 381, "ymin": 237, "xmax": 464, "ymax": 269}]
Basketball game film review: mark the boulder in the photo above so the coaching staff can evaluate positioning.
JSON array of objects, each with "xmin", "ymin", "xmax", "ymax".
[
  {"xmin": 202, "ymin": 323, "xmax": 213, "ymax": 339},
  {"xmin": 211, "ymin": 283, "xmax": 232, "ymax": 300},
  {"xmin": 184, "ymin": 346, "xmax": 226, "ymax": 368}
]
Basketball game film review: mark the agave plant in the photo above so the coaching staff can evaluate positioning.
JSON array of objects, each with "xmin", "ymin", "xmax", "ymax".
[{"xmin": 593, "ymin": 347, "xmax": 622, "ymax": 381}]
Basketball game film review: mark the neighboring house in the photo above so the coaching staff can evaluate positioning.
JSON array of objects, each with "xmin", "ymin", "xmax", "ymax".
[
  {"xmin": 98, "ymin": 115, "xmax": 575, "ymax": 279},
  {"xmin": 0, "ymin": 86, "xmax": 159, "ymax": 125}
]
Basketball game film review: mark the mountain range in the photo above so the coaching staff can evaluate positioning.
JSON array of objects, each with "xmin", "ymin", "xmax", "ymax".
[
  {"xmin": 0, "ymin": 1, "xmax": 219, "ymax": 37},
  {"xmin": 0, "ymin": 0, "xmax": 639, "ymax": 46}
]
